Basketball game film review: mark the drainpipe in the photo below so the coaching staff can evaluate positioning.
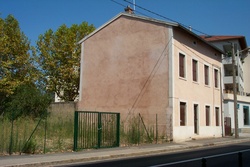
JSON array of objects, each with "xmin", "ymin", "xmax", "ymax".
[{"xmin": 219, "ymin": 63, "xmax": 225, "ymax": 137}]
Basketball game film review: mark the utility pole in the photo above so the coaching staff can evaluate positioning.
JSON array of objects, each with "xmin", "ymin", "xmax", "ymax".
[{"xmin": 232, "ymin": 43, "xmax": 239, "ymax": 138}]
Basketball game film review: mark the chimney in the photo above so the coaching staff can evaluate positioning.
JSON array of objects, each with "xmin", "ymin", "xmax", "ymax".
[{"xmin": 124, "ymin": 6, "xmax": 134, "ymax": 14}]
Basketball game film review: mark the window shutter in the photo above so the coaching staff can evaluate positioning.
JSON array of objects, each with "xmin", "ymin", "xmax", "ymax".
[
  {"xmin": 179, "ymin": 53, "xmax": 185, "ymax": 78},
  {"xmin": 180, "ymin": 102, "xmax": 186, "ymax": 126},
  {"xmin": 193, "ymin": 60, "xmax": 197, "ymax": 81},
  {"xmin": 205, "ymin": 65, "xmax": 209, "ymax": 85},
  {"xmin": 206, "ymin": 106, "xmax": 210, "ymax": 126}
]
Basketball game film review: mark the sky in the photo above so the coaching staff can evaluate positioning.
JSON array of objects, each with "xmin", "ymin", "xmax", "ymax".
[{"xmin": 1, "ymin": 0, "xmax": 250, "ymax": 47}]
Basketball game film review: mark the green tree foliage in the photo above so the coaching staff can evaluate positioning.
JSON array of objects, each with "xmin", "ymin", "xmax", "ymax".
[
  {"xmin": 3, "ymin": 83, "xmax": 52, "ymax": 120},
  {"xmin": 0, "ymin": 15, "xmax": 37, "ymax": 96},
  {"xmin": 36, "ymin": 23, "xmax": 95, "ymax": 101}
]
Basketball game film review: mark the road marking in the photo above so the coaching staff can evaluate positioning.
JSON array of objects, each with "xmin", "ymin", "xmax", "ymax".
[{"xmin": 149, "ymin": 149, "xmax": 250, "ymax": 167}]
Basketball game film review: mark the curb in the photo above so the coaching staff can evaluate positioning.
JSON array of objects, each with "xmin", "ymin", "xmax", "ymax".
[{"xmin": 2, "ymin": 138, "xmax": 250, "ymax": 167}]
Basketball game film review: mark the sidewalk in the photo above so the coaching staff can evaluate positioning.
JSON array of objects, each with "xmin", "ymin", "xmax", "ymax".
[{"xmin": 1, "ymin": 134, "xmax": 250, "ymax": 167}]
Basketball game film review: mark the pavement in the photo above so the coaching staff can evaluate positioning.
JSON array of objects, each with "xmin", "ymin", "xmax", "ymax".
[{"xmin": 1, "ymin": 134, "xmax": 250, "ymax": 167}]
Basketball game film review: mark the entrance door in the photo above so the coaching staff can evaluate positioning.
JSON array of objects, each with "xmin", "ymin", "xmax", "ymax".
[
  {"xmin": 225, "ymin": 117, "xmax": 231, "ymax": 136},
  {"xmin": 194, "ymin": 104, "xmax": 198, "ymax": 134},
  {"xmin": 243, "ymin": 106, "xmax": 249, "ymax": 125}
]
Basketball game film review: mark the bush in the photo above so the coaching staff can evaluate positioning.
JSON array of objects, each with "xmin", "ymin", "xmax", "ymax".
[
  {"xmin": 2, "ymin": 83, "xmax": 52, "ymax": 120},
  {"xmin": 22, "ymin": 138, "xmax": 37, "ymax": 154}
]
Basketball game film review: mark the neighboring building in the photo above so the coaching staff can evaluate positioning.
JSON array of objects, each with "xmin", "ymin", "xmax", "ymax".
[
  {"xmin": 202, "ymin": 35, "xmax": 250, "ymax": 134},
  {"xmin": 77, "ymin": 12, "xmax": 223, "ymax": 141}
]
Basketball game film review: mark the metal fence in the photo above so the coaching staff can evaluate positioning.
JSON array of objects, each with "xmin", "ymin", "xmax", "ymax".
[
  {"xmin": 0, "ymin": 110, "xmax": 74, "ymax": 155},
  {"xmin": 73, "ymin": 111, "xmax": 120, "ymax": 151}
]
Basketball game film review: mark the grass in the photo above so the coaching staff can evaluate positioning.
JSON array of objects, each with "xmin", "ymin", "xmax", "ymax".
[
  {"xmin": 0, "ymin": 110, "xmax": 74, "ymax": 155},
  {"xmin": 0, "ymin": 112, "xmax": 161, "ymax": 155}
]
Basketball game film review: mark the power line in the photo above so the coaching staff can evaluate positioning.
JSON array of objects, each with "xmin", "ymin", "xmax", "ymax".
[
  {"xmin": 110, "ymin": 0, "xmax": 152, "ymax": 18},
  {"xmin": 123, "ymin": 0, "xmax": 233, "ymax": 44}
]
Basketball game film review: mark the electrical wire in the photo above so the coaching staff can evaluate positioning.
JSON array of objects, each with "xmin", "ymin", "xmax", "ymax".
[
  {"xmin": 110, "ymin": 0, "xmax": 152, "ymax": 18},
  {"xmin": 123, "ymin": 0, "xmax": 233, "ymax": 45},
  {"xmin": 124, "ymin": 35, "xmax": 172, "ymax": 122}
]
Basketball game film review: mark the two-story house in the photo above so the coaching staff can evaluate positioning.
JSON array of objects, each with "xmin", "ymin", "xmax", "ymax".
[{"xmin": 77, "ymin": 11, "xmax": 223, "ymax": 141}]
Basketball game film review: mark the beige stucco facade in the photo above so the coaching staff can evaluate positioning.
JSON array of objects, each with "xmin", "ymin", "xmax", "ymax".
[
  {"xmin": 172, "ymin": 28, "xmax": 222, "ymax": 140},
  {"xmin": 77, "ymin": 13, "xmax": 223, "ymax": 141}
]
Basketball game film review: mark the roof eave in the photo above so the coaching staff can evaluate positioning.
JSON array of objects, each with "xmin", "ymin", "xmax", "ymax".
[
  {"xmin": 78, "ymin": 12, "xmax": 179, "ymax": 44},
  {"xmin": 178, "ymin": 25, "xmax": 224, "ymax": 55}
]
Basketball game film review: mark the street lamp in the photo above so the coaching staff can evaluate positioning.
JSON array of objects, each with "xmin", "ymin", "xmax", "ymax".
[{"xmin": 232, "ymin": 44, "xmax": 250, "ymax": 138}]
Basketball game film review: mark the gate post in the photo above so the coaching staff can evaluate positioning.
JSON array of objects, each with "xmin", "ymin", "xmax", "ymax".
[
  {"xmin": 73, "ymin": 111, "xmax": 79, "ymax": 151},
  {"xmin": 97, "ymin": 113, "xmax": 102, "ymax": 148},
  {"xmin": 116, "ymin": 113, "xmax": 120, "ymax": 147}
]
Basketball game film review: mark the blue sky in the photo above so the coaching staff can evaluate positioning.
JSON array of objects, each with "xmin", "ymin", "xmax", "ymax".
[{"xmin": 1, "ymin": 0, "xmax": 249, "ymax": 47}]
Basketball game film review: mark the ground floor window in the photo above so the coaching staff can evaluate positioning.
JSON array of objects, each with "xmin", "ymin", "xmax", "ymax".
[
  {"xmin": 205, "ymin": 106, "xmax": 210, "ymax": 126},
  {"xmin": 180, "ymin": 102, "xmax": 186, "ymax": 126},
  {"xmin": 215, "ymin": 107, "xmax": 220, "ymax": 126},
  {"xmin": 243, "ymin": 106, "xmax": 250, "ymax": 125}
]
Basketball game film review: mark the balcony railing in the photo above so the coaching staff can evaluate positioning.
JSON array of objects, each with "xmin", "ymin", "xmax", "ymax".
[{"xmin": 224, "ymin": 89, "xmax": 250, "ymax": 97}]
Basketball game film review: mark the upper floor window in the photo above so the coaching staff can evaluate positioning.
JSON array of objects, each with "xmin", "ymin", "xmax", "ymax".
[
  {"xmin": 192, "ymin": 59, "xmax": 198, "ymax": 82},
  {"xmin": 214, "ymin": 69, "xmax": 219, "ymax": 88},
  {"xmin": 204, "ymin": 65, "xmax": 209, "ymax": 85},
  {"xmin": 179, "ymin": 53, "xmax": 185, "ymax": 78}
]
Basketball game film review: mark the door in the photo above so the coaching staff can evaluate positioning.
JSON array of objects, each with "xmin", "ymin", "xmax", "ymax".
[
  {"xmin": 224, "ymin": 117, "xmax": 231, "ymax": 136},
  {"xmin": 194, "ymin": 104, "xmax": 198, "ymax": 134}
]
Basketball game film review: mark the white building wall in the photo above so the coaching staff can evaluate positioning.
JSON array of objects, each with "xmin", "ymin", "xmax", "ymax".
[
  {"xmin": 224, "ymin": 94, "xmax": 250, "ymax": 132},
  {"xmin": 243, "ymin": 54, "xmax": 250, "ymax": 93}
]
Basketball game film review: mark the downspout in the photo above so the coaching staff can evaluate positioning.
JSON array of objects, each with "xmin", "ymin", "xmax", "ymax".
[
  {"xmin": 168, "ymin": 27, "xmax": 174, "ymax": 141},
  {"xmin": 220, "ymin": 57, "xmax": 225, "ymax": 137}
]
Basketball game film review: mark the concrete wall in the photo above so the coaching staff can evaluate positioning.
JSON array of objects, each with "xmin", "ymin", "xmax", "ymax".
[
  {"xmin": 48, "ymin": 102, "xmax": 76, "ymax": 118},
  {"xmin": 243, "ymin": 54, "xmax": 250, "ymax": 93},
  {"xmin": 172, "ymin": 27, "xmax": 223, "ymax": 141},
  {"xmin": 77, "ymin": 15, "xmax": 170, "ymax": 136}
]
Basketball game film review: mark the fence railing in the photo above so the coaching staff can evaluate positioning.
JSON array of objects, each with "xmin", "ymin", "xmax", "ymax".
[
  {"xmin": 73, "ymin": 111, "xmax": 120, "ymax": 151},
  {"xmin": 0, "ymin": 110, "xmax": 74, "ymax": 155}
]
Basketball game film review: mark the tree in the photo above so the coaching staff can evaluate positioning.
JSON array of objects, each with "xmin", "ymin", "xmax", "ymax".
[
  {"xmin": 36, "ymin": 23, "xmax": 95, "ymax": 101},
  {"xmin": 0, "ymin": 15, "xmax": 37, "ymax": 96},
  {"xmin": 3, "ymin": 83, "xmax": 52, "ymax": 120}
]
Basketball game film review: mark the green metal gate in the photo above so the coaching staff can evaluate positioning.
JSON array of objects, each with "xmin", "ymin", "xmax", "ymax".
[{"xmin": 73, "ymin": 111, "xmax": 120, "ymax": 151}]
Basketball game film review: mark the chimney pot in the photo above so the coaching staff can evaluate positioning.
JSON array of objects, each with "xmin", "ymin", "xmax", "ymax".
[{"xmin": 124, "ymin": 6, "xmax": 134, "ymax": 14}]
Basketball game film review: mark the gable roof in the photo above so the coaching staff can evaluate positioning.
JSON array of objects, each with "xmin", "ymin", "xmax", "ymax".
[
  {"xmin": 200, "ymin": 35, "xmax": 247, "ymax": 49},
  {"xmin": 78, "ymin": 12, "xmax": 223, "ymax": 54}
]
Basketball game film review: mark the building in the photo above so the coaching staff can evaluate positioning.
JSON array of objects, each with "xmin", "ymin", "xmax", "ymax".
[
  {"xmin": 77, "ymin": 11, "xmax": 223, "ymax": 141},
  {"xmin": 202, "ymin": 35, "xmax": 250, "ymax": 134}
]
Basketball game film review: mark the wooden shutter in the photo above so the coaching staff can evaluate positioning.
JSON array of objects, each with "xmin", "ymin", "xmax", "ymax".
[
  {"xmin": 179, "ymin": 53, "xmax": 185, "ymax": 78},
  {"xmin": 193, "ymin": 60, "xmax": 197, "ymax": 81},
  {"xmin": 205, "ymin": 65, "xmax": 209, "ymax": 85},
  {"xmin": 215, "ymin": 107, "xmax": 219, "ymax": 126},
  {"xmin": 206, "ymin": 106, "xmax": 210, "ymax": 126},
  {"xmin": 214, "ymin": 69, "xmax": 218, "ymax": 88},
  {"xmin": 180, "ymin": 102, "xmax": 186, "ymax": 126}
]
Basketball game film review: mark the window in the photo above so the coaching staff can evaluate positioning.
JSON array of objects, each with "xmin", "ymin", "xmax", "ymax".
[
  {"xmin": 215, "ymin": 107, "xmax": 220, "ymax": 126},
  {"xmin": 179, "ymin": 53, "xmax": 185, "ymax": 78},
  {"xmin": 180, "ymin": 102, "xmax": 186, "ymax": 126},
  {"xmin": 204, "ymin": 65, "xmax": 209, "ymax": 85},
  {"xmin": 214, "ymin": 69, "xmax": 219, "ymax": 88},
  {"xmin": 192, "ymin": 59, "xmax": 198, "ymax": 82},
  {"xmin": 243, "ymin": 106, "xmax": 250, "ymax": 125},
  {"xmin": 205, "ymin": 106, "xmax": 210, "ymax": 126}
]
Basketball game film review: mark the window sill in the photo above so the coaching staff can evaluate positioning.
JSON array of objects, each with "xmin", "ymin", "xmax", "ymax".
[{"xmin": 179, "ymin": 76, "xmax": 187, "ymax": 81}]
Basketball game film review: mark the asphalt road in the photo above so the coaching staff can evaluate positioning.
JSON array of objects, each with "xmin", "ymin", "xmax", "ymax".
[{"xmin": 59, "ymin": 142, "xmax": 250, "ymax": 167}]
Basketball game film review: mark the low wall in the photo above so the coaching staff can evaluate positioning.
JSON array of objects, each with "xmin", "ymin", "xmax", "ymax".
[{"xmin": 49, "ymin": 102, "xmax": 76, "ymax": 113}]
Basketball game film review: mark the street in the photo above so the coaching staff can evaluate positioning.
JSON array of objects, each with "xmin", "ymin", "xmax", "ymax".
[{"xmin": 60, "ymin": 141, "xmax": 250, "ymax": 167}]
